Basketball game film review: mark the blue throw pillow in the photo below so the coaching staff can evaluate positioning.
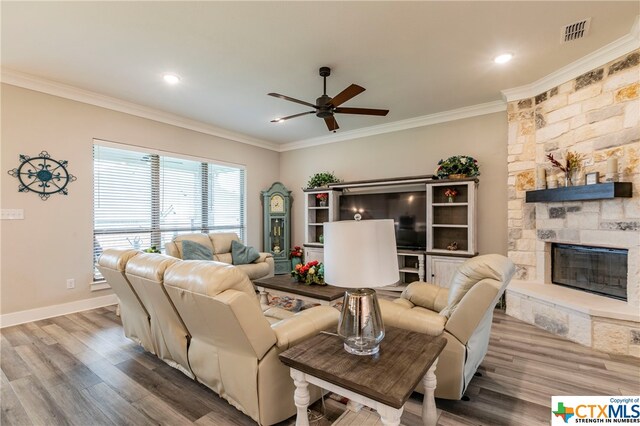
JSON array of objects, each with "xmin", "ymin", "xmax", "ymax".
[
  {"xmin": 182, "ymin": 240, "xmax": 213, "ymax": 260},
  {"xmin": 231, "ymin": 240, "xmax": 260, "ymax": 265}
]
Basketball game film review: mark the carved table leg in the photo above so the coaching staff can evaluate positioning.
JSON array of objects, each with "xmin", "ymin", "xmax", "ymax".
[
  {"xmin": 422, "ymin": 357, "xmax": 438, "ymax": 426},
  {"xmin": 290, "ymin": 369, "xmax": 310, "ymax": 426},
  {"xmin": 378, "ymin": 405, "xmax": 403, "ymax": 426},
  {"xmin": 259, "ymin": 289, "xmax": 269, "ymax": 306}
]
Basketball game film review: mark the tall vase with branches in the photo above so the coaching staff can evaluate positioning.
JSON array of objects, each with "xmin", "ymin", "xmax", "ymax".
[{"xmin": 547, "ymin": 151, "xmax": 584, "ymax": 186}]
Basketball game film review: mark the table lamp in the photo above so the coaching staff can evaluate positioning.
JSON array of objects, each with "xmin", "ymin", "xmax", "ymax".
[{"xmin": 324, "ymin": 219, "xmax": 399, "ymax": 355}]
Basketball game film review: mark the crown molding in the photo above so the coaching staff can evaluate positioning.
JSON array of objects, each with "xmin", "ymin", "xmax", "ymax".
[
  {"xmin": 502, "ymin": 15, "xmax": 640, "ymax": 102},
  {"xmin": 0, "ymin": 69, "xmax": 280, "ymax": 152},
  {"xmin": 279, "ymin": 100, "xmax": 507, "ymax": 152}
]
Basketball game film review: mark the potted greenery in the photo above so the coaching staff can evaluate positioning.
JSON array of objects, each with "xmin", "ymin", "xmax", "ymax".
[
  {"xmin": 435, "ymin": 155, "xmax": 480, "ymax": 179},
  {"xmin": 306, "ymin": 171, "xmax": 340, "ymax": 189}
]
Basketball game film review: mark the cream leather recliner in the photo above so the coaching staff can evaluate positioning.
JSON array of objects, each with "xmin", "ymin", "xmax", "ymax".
[
  {"xmin": 96, "ymin": 249, "xmax": 155, "ymax": 353},
  {"xmin": 125, "ymin": 253, "xmax": 194, "ymax": 378},
  {"xmin": 163, "ymin": 260, "xmax": 339, "ymax": 426},
  {"xmin": 379, "ymin": 254, "xmax": 515, "ymax": 400},
  {"xmin": 165, "ymin": 232, "xmax": 274, "ymax": 280}
]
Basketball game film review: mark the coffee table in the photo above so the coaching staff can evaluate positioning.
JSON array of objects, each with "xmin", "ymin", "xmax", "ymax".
[
  {"xmin": 253, "ymin": 274, "xmax": 345, "ymax": 307},
  {"xmin": 279, "ymin": 326, "xmax": 446, "ymax": 426}
]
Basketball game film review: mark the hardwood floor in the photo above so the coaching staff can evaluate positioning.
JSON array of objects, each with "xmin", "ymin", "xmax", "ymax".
[{"xmin": 1, "ymin": 306, "xmax": 638, "ymax": 425}]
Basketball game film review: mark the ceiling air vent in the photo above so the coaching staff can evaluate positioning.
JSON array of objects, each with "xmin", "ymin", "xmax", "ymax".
[{"xmin": 561, "ymin": 18, "xmax": 591, "ymax": 43}]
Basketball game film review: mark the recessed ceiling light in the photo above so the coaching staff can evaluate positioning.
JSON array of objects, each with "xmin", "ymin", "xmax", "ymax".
[
  {"xmin": 163, "ymin": 73, "xmax": 181, "ymax": 84},
  {"xmin": 494, "ymin": 53, "xmax": 513, "ymax": 64}
]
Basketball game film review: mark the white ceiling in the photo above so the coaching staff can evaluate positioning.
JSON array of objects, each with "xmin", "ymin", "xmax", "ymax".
[{"xmin": 2, "ymin": 2, "xmax": 638, "ymax": 146}]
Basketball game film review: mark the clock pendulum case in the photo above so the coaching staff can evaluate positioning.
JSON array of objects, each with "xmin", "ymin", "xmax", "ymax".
[{"xmin": 261, "ymin": 182, "xmax": 292, "ymax": 275}]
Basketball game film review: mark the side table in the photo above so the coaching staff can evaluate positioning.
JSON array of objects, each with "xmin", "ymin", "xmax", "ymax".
[{"xmin": 279, "ymin": 326, "xmax": 446, "ymax": 426}]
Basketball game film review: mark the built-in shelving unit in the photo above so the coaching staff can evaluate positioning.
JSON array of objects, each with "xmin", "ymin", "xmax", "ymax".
[
  {"xmin": 426, "ymin": 179, "xmax": 477, "ymax": 287},
  {"xmin": 397, "ymin": 251, "xmax": 425, "ymax": 283},
  {"xmin": 525, "ymin": 182, "xmax": 632, "ymax": 203},
  {"xmin": 303, "ymin": 188, "xmax": 341, "ymax": 263}
]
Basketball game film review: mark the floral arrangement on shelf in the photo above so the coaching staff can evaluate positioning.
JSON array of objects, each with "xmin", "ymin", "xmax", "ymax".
[
  {"xmin": 546, "ymin": 151, "xmax": 584, "ymax": 174},
  {"xmin": 444, "ymin": 188, "xmax": 458, "ymax": 198},
  {"xmin": 306, "ymin": 172, "xmax": 340, "ymax": 189},
  {"xmin": 291, "ymin": 260, "xmax": 325, "ymax": 285},
  {"xmin": 316, "ymin": 193, "xmax": 328, "ymax": 202},
  {"xmin": 435, "ymin": 155, "xmax": 480, "ymax": 179},
  {"xmin": 289, "ymin": 246, "xmax": 303, "ymax": 260},
  {"xmin": 144, "ymin": 246, "xmax": 161, "ymax": 253},
  {"xmin": 547, "ymin": 151, "xmax": 584, "ymax": 186}
]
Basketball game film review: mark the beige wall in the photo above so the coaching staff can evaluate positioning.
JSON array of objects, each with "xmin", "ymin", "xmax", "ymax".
[
  {"xmin": 1, "ymin": 84, "xmax": 279, "ymax": 314},
  {"xmin": 279, "ymin": 112, "xmax": 508, "ymax": 256}
]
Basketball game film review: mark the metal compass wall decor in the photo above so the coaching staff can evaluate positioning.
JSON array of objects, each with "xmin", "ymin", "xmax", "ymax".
[{"xmin": 7, "ymin": 151, "xmax": 77, "ymax": 200}]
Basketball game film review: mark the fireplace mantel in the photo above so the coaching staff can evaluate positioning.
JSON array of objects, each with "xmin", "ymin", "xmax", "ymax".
[{"xmin": 525, "ymin": 182, "xmax": 632, "ymax": 203}]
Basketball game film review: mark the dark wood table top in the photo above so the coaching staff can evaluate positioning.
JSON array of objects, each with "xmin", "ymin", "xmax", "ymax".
[
  {"xmin": 253, "ymin": 274, "xmax": 345, "ymax": 302},
  {"xmin": 279, "ymin": 326, "xmax": 446, "ymax": 409}
]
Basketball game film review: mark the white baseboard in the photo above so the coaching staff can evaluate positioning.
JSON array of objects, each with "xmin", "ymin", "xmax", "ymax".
[{"xmin": 0, "ymin": 294, "xmax": 118, "ymax": 328}]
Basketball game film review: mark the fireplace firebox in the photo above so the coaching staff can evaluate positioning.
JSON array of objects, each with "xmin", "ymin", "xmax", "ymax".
[{"xmin": 551, "ymin": 243, "xmax": 628, "ymax": 301}]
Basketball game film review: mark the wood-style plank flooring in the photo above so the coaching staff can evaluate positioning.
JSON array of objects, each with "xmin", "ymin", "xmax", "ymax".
[{"xmin": 1, "ymin": 306, "xmax": 639, "ymax": 425}]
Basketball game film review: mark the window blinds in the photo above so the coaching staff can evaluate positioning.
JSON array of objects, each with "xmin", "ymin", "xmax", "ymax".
[{"xmin": 93, "ymin": 143, "xmax": 245, "ymax": 280}]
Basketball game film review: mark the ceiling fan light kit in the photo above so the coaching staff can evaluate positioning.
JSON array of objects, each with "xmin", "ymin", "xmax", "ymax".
[{"xmin": 268, "ymin": 66, "xmax": 389, "ymax": 132}]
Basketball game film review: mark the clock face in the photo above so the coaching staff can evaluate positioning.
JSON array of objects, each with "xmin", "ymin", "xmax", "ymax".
[{"xmin": 270, "ymin": 194, "xmax": 285, "ymax": 213}]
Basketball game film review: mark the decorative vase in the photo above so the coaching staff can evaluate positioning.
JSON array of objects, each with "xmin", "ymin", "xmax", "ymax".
[
  {"xmin": 319, "ymin": 200, "xmax": 327, "ymax": 207},
  {"xmin": 447, "ymin": 196, "xmax": 455, "ymax": 203},
  {"xmin": 448, "ymin": 174, "xmax": 466, "ymax": 180},
  {"xmin": 291, "ymin": 256, "xmax": 302, "ymax": 270},
  {"xmin": 565, "ymin": 170, "xmax": 579, "ymax": 186}
]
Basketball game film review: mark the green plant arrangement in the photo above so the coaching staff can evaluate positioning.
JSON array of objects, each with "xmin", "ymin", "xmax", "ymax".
[
  {"xmin": 306, "ymin": 171, "xmax": 340, "ymax": 189},
  {"xmin": 144, "ymin": 246, "xmax": 161, "ymax": 253},
  {"xmin": 291, "ymin": 260, "xmax": 325, "ymax": 285},
  {"xmin": 435, "ymin": 155, "xmax": 480, "ymax": 179}
]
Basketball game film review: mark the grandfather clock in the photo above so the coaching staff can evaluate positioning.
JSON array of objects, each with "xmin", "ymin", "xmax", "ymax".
[{"xmin": 262, "ymin": 182, "xmax": 292, "ymax": 275}]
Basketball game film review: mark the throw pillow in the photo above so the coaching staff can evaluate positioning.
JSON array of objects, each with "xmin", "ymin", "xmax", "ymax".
[
  {"xmin": 231, "ymin": 240, "xmax": 260, "ymax": 265},
  {"xmin": 182, "ymin": 240, "xmax": 213, "ymax": 260}
]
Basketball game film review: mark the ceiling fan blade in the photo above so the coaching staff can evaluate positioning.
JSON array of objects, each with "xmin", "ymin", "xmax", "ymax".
[
  {"xmin": 328, "ymin": 84, "xmax": 365, "ymax": 107},
  {"xmin": 270, "ymin": 111, "xmax": 315, "ymax": 122},
  {"xmin": 324, "ymin": 116, "xmax": 339, "ymax": 131},
  {"xmin": 334, "ymin": 107, "xmax": 389, "ymax": 116},
  {"xmin": 268, "ymin": 93, "xmax": 317, "ymax": 109}
]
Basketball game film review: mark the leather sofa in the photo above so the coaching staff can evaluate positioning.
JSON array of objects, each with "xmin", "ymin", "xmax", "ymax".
[
  {"xmin": 97, "ymin": 249, "xmax": 338, "ymax": 425},
  {"xmin": 379, "ymin": 254, "xmax": 515, "ymax": 400},
  {"xmin": 165, "ymin": 232, "xmax": 274, "ymax": 280}
]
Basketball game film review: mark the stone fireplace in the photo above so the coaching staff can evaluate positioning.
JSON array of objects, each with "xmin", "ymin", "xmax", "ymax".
[{"xmin": 504, "ymin": 50, "xmax": 640, "ymax": 357}]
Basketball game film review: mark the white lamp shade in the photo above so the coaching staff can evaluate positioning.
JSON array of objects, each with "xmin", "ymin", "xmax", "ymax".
[{"xmin": 324, "ymin": 219, "xmax": 399, "ymax": 288}]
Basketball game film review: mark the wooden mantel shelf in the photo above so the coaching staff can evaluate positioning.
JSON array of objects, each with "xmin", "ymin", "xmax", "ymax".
[{"xmin": 525, "ymin": 182, "xmax": 632, "ymax": 203}]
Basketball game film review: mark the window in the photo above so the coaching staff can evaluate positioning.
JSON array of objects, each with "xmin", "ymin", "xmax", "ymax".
[{"xmin": 93, "ymin": 142, "xmax": 245, "ymax": 280}]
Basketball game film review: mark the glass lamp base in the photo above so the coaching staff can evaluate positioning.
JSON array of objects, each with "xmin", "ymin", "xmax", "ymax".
[
  {"xmin": 338, "ymin": 288, "xmax": 385, "ymax": 356},
  {"xmin": 343, "ymin": 340, "xmax": 380, "ymax": 356}
]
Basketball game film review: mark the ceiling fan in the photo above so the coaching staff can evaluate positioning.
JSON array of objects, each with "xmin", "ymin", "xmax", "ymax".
[{"xmin": 268, "ymin": 67, "xmax": 389, "ymax": 132}]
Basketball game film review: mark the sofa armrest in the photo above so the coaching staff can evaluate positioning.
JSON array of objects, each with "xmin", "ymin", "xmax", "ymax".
[
  {"xmin": 164, "ymin": 242, "xmax": 180, "ymax": 258},
  {"xmin": 379, "ymin": 299, "xmax": 446, "ymax": 336},
  {"xmin": 271, "ymin": 306, "xmax": 339, "ymax": 350},
  {"xmin": 256, "ymin": 252, "xmax": 273, "ymax": 263},
  {"xmin": 401, "ymin": 282, "xmax": 450, "ymax": 312}
]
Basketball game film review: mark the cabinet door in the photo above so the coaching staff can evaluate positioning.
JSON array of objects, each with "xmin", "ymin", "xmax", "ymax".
[
  {"xmin": 428, "ymin": 256, "xmax": 465, "ymax": 288},
  {"xmin": 305, "ymin": 247, "xmax": 324, "ymax": 263}
]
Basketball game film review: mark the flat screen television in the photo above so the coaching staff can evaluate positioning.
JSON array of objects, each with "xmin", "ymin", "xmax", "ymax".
[{"xmin": 339, "ymin": 191, "xmax": 426, "ymax": 250}]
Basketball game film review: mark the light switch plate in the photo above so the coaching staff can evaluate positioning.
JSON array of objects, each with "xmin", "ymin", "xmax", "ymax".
[{"xmin": 1, "ymin": 209, "xmax": 25, "ymax": 220}]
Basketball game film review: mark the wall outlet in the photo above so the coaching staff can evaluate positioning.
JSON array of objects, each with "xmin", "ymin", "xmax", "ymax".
[
  {"xmin": 1, "ymin": 209, "xmax": 24, "ymax": 220},
  {"xmin": 66, "ymin": 279, "xmax": 75, "ymax": 289}
]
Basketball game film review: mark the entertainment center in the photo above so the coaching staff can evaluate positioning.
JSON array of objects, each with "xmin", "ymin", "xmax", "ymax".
[{"xmin": 303, "ymin": 175, "xmax": 478, "ymax": 290}]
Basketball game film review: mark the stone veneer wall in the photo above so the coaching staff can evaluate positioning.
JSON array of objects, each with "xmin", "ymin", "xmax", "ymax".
[{"xmin": 505, "ymin": 50, "xmax": 640, "ymax": 357}]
